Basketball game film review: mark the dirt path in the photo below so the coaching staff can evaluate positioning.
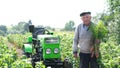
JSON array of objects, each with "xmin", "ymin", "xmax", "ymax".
[{"xmin": 7, "ymin": 42, "xmax": 24, "ymax": 58}]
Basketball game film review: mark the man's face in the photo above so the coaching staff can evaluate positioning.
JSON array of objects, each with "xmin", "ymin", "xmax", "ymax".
[{"xmin": 81, "ymin": 14, "xmax": 91, "ymax": 25}]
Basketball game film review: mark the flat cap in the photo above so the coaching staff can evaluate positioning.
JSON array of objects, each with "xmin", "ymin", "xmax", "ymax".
[{"xmin": 80, "ymin": 12, "xmax": 91, "ymax": 17}]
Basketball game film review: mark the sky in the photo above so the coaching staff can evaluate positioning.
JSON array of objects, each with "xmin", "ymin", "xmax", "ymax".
[{"xmin": 0, "ymin": 0, "xmax": 107, "ymax": 28}]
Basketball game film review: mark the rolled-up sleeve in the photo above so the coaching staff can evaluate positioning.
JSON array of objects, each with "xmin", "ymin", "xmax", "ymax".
[{"xmin": 73, "ymin": 25, "xmax": 80, "ymax": 53}]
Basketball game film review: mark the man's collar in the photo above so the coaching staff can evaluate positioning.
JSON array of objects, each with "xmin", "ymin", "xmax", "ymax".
[
  {"xmin": 83, "ymin": 22, "xmax": 92, "ymax": 31},
  {"xmin": 83, "ymin": 22, "xmax": 92, "ymax": 26}
]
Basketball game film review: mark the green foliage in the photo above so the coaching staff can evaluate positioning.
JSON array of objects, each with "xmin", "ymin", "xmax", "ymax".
[
  {"xmin": 1, "ymin": 31, "xmax": 120, "ymax": 68},
  {"xmin": 100, "ymin": 41, "xmax": 120, "ymax": 68},
  {"xmin": 0, "ymin": 36, "xmax": 34, "ymax": 68},
  {"xmin": 0, "ymin": 36, "xmax": 17, "ymax": 68},
  {"xmin": 90, "ymin": 20, "xmax": 108, "ymax": 40},
  {"xmin": 90, "ymin": 20, "xmax": 108, "ymax": 59},
  {"xmin": 0, "ymin": 30, "xmax": 5, "ymax": 36},
  {"xmin": 0, "ymin": 25, "xmax": 7, "ymax": 36},
  {"xmin": 35, "ymin": 61, "xmax": 46, "ymax": 68},
  {"xmin": 107, "ymin": 0, "xmax": 120, "ymax": 44},
  {"xmin": 11, "ymin": 59, "xmax": 32, "ymax": 68},
  {"xmin": 7, "ymin": 33, "xmax": 31, "ymax": 48},
  {"xmin": 0, "ymin": 25, "xmax": 7, "ymax": 33},
  {"xmin": 93, "ymin": 0, "xmax": 120, "ymax": 44},
  {"xmin": 9, "ymin": 22, "xmax": 30, "ymax": 34}
]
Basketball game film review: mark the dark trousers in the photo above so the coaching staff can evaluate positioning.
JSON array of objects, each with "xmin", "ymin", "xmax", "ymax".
[{"xmin": 79, "ymin": 52, "xmax": 99, "ymax": 68}]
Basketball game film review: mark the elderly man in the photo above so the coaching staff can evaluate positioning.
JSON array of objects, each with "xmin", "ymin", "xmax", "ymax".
[{"xmin": 73, "ymin": 12, "xmax": 99, "ymax": 68}]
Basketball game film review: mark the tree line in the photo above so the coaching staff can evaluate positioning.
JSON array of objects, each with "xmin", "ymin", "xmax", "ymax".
[{"xmin": 0, "ymin": 20, "xmax": 75, "ymax": 36}]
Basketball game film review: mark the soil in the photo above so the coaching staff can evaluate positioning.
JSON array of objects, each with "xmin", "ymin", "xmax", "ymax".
[{"xmin": 7, "ymin": 41, "xmax": 24, "ymax": 58}]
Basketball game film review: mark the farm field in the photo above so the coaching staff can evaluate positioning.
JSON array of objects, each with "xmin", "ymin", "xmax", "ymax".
[{"xmin": 0, "ymin": 31, "xmax": 120, "ymax": 68}]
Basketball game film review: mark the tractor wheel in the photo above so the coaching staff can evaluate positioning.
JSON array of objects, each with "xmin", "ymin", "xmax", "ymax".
[
  {"xmin": 26, "ymin": 53, "xmax": 31, "ymax": 58},
  {"xmin": 46, "ymin": 66, "xmax": 62, "ymax": 68},
  {"xmin": 63, "ymin": 59, "xmax": 73, "ymax": 68},
  {"xmin": 31, "ymin": 60, "xmax": 36, "ymax": 68}
]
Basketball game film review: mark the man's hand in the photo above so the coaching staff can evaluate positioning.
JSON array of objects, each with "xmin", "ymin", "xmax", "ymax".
[
  {"xmin": 95, "ymin": 52, "xmax": 99, "ymax": 58},
  {"xmin": 73, "ymin": 53, "xmax": 78, "ymax": 58},
  {"xmin": 90, "ymin": 46, "xmax": 94, "ymax": 58},
  {"xmin": 90, "ymin": 46, "xmax": 99, "ymax": 58},
  {"xmin": 90, "ymin": 46, "xmax": 94, "ymax": 52}
]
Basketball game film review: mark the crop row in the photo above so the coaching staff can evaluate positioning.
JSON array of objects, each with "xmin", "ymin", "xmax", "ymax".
[
  {"xmin": 5, "ymin": 32, "xmax": 120, "ymax": 68},
  {"xmin": 0, "ymin": 36, "xmax": 45, "ymax": 68}
]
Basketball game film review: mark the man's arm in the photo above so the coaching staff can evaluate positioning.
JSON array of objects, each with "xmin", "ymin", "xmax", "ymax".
[{"xmin": 73, "ymin": 25, "xmax": 80, "ymax": 58}]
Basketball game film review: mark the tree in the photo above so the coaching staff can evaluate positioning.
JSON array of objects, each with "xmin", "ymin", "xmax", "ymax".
[
  {"xmin": 93, "ymin": 0, "xmax": 120, "ymax": 44},
  {"xmin": 105, "ymin": 0, "xmax": 120, "ymax": 44},
  {"xmin": 45, "ymin": 26, "xmax": 55, "ymax": 31},
  {"xmin": 9, "ymin": 21, "xmax": 30, "ymax": 34},
  {"xmin": 64, "ymin": 21, "xmax": 75, "ymax": 31},
  {"xmin": 24, "ymin": 23, "xmax": 30, "ymax": 32},
  {"xmin": 89, "ymin": 1, "xmax": 120, "ymax": 67},
  {"xmin": 0, "ymin": 25, "xmax": 7, "ymax": 36},
  {"xmin": 0, "ymin": 30, "xmax": 5, "ymax": 36},
  {"xmin": 109, "ymin": 0, "xmax": 120, "ymax": 43}
]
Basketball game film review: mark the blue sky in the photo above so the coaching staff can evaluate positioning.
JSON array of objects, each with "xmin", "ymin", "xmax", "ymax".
[{"xmin": 0, "ymin": 0, "xmax": 107, "ymax": 28}]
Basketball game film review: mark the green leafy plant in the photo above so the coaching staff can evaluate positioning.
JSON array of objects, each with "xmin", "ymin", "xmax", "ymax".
[
  {"xmin": 90, "ymin": 20, "xmax": 108, "ymax": 59},
  {"xmin": 90, "ymin": 20, "xmax": 108, "ymax": 64},
  {"xmin": 90, "ymin": 20, "xmax": 108, "ymax": 39}
]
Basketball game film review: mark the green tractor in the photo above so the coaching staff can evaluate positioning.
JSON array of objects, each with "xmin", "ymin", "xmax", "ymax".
[{"xmin": 23, "ymin": 25, "xmax": 72, "ymax": 68}]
